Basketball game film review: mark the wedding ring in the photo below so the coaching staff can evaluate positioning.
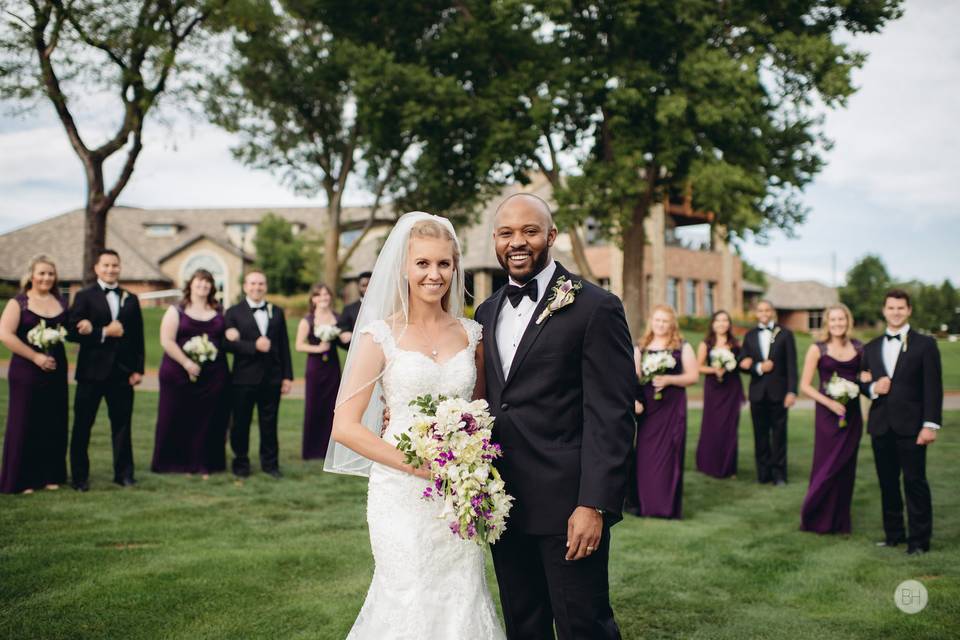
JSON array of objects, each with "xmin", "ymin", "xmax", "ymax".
[{"xmin": 586, "ymin": 546, "xmax": 595, "ymax": 551}]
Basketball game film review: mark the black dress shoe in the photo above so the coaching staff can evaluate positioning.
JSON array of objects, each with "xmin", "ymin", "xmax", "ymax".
[
  {"xmin": 266, "ymin": 469, "xmax": 283, "ymax": 479},
  {"xmin": 875, "ymin": 538, "xmax": 906, "ymax": 548},
  {"xmin": 116, "ymin": 477, "xmax": 137, "ymax": 487},
  {"xmin": 72, "ymin": 482, "xmax": 89, "ymax": 493},
  {"xmin": 233, "ymin": 467, "xmax": 251, "ymax": 478},
  {"xmin": 773, "ymin": 479, "xmax": 787, "ymax": 486},
  {"xmin": 906, "ymin": 544, "xmax": 929, "ymax": 555}
]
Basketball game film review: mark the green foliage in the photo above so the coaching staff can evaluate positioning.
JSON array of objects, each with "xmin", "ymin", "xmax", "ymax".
[
  {"xmin": 899, "ymin": 279, "xmax": 960, "ymax": 334},
  {"xmin": 252, "ymin": 214, "xmax": 305, "ymax": 295},
  {"xmin": 740, "ymin": 258, "xmax": 768, "ymax": 288},
  {"xmin": 840, "ymin": 255, "xmax": 892, "ymax": 326}
]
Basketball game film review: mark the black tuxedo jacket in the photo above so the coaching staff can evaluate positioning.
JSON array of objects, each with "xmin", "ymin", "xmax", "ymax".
[
  {"xmin": 860, "ymin": 330, "xmax": 943, "ymax": 437},
  {"xmin": 337, "ymin": 299, "xmax": 362, "ymax": 335},
  {"xmin": 67, "ymin": 284, "xmax": 145, "ymax": 383},
  {"xmin": 223, "ymin": 301, "xmax": 294, "ymax": 386},
  {"xmin": 739, "ymin": 325, "xmax": 798, "ymax": 403},
  {"xmin": 474, "ymin": 263, "xmax": 636, "ymax": 536}
]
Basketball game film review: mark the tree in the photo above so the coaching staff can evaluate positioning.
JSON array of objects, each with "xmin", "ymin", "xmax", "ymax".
[
  {"xmin": 252, "ymin": 213, "xmax": 303, "ymax": 295},
  {"xmin": 840, "ymin": 254, "xmax": 891, "ymax": 326},
  {"xmin": 0, "ymin": 0, "xmax": 230, "ymax": 283},
  {"xmin": 740, "ymin": 257, "xmax": 768, "ymax": 288},
  {"xmin": 537, "ymin": 1, "xmax": 904, "ymax": 333},
  {"xmin": 204, "ymin": 1, "xmax": 503, "ymax": 287},
  {"xmin": 940, "ymin": 280, "xmax": 960, "ymax": 334}
]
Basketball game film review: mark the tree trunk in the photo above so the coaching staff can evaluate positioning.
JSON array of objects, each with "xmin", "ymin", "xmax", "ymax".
[
  {"xmin": 82, "ymin": 202, "xmax": 108, "ymax": 286},
  {"xmin": 324, "ymin": 190, "xmax": 341, "ymax": 288},
  {"xmin": 621, "ymin": 201, "xmax": 647, "ymax": 338},
  {"xmin": 566, "ymin": 225, "xmax": 597, "ymax": 283}
]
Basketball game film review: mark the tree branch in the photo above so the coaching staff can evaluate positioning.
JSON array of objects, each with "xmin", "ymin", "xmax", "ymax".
[{"xmin": 338, "ymin": 155, "xmax": 401, "ymax": 270}]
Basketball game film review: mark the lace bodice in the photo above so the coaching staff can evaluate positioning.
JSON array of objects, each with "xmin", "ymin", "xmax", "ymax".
[{"xmin": 360, "ymin": 317, "xmax": 482, "ymax": 442}]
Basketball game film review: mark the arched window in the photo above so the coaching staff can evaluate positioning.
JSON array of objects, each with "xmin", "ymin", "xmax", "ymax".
[{"xmin": 181, "ymin": 252, "xmax": 227, "ymax": 300}]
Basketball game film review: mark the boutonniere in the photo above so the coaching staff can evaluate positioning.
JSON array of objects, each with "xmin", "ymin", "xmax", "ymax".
[
  {"xmin": 536, "ymin": 277, "xmax": 582, "ymax": 325},
  {"xmin": 902, "ymin": 332, "xmax": 909, "ymax": 354},
  {"xmin": 120, "ymin": 291, "xmax": 130, "ymax": 307},
  {"xmin": 267, "ymin": 303, "xmax": 274, "ymax": 320},
  {"xmin": 770, "ymin": 326, "xmax": 781, "ymax": 345}
]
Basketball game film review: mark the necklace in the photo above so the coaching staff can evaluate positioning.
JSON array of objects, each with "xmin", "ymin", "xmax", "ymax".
[{"xmin": 410, "ymin": 321, "xmax": 441, "ymax": 360}]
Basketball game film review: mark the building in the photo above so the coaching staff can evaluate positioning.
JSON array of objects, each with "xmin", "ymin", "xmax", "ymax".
[{"xmin": 761, "ymin": 275, "xmax": 839, "ymax": 332}]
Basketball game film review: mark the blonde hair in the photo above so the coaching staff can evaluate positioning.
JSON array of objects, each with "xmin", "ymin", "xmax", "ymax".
[
  {"xmin": 20, "ymin": 254, "xmax": 59, "ymax": 294},
  {"xmin": 638, "ymin": 304, "xmax": 684, "ymax": 351},
  {"xmin": 818, "ymin": 303, "xmax": 855, "ymax": 344},
  {"xmin": 408, "ymin": 219, "xmax": 460, "ymax": 312}
]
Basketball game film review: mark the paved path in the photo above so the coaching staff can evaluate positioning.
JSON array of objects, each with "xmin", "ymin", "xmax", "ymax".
[{"xmin": 2, "ymin": 361, "xmax": 959, "ymax": 409}]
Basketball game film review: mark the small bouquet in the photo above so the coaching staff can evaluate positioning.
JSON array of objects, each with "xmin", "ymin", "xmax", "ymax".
[
  {"xmin": 313, "ymin": 323, "xmax": 341, "ymax": 362},
  {"xmin": 26, "ymin": 319, "xmax": 66, "ymax": 353},
  {"xmin": 825, "ymin": 372, "xmax": 859, "ymax": 428},
  {"xmin": 396, "ymin": 394, "xmax": 514, "ymax": 546},
  {"xmin": 640, "ymin": 350, "xmax": 677, "ymax": 400},
  {"xmin": 182, "ymin": 334, "xmax": 218, "ymax": 381},
  {"xmin": 709, "ymin": 347, "xmax": 737, "ymax": 380}
]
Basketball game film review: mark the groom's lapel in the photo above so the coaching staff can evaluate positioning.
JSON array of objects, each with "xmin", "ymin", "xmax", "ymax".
[
  {"xmin": 486, "ymin": 286, "xmax": 508, "ymax": 387},
  {"xmin": 504, "ymin": 263, "xmax": 569, "ymax": 389}
]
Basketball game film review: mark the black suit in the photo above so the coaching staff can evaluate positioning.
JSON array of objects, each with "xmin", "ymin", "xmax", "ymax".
[
  {"xmin": 860, "ymin": 329, "xmax": 942, "ymax": 548},
  {"xmin": 739, "ymin": 325, "xmax": 797, "ymax": 483},
  {"xmin": 337, "ymin": 299, "xmax": 362, "ymax": 335},
  {"xmin": 66, "ymin": 284, "xmax": 145, "ymax": 485},
  {"xmin": 223, "ymin": 300, "xmax": 294, "ymax": 474},
  {"xmin": 475, "ymin": 263, "xmax": 635, "ymax": 640}
]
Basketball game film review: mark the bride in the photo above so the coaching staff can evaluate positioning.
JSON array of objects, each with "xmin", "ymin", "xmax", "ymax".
[{"xmin": 325, "ymin": 212, "xmax": 505, "ymax": 639}]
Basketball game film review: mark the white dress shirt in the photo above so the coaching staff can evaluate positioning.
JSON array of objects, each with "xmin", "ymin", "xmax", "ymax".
[
  {"xmin": 496, "ymin": 261, "xmax": 557, "ymax": 379},
  {"xmin": 247, "ymin": 297, "xmax": 269, "ymax": 336},
  {"xmin": 98, "ymin": 278, "xmax": 120, "ymax": 320},
  {"xmin": 870, "ymin": 324, "xmax": 940, "ymax": 430},
  {"xmin": 755, "ymin": 323, "xmax": 774, "ymax": 375}
]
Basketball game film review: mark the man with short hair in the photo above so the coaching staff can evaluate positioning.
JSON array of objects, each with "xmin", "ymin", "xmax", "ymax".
[
  {"xmin": 223, "ymin": 270, "xmax": 294, "ymax": 478},
  {"xmin": 860, "ymin": 289, "xmax": 942, "ymax": 555},
  {"xmin": 337, "ymin": 270, "xmax": 371, "ymax": 341},
  {"xmin": 67, "ymin": 249, "xmax": 145, "ymax": 491}
]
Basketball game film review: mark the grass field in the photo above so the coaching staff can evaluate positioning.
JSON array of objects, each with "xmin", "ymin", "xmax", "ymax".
[
  {"xmin": 3, "ymin": 304, "xmax": 960, "ymax": 394},
  {"xmin": 1, "ymin": 385, "xmax": 957, "ymax": 639}
]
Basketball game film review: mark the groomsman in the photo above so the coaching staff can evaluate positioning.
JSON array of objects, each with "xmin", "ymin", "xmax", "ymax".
[
  {"xmin": 336, "ymin": 270, "xmax": 371, "ymax": 340},
  {"xmin": 223, "ymin": 270, "xmax": 293, "ymax": 478},
  {"xmin": 67, "ymin": 249, "xmax": 145, "ymax": 491},
  {"xmin": 739, "ymin": 300, "xmax": 797, "ymax": 485},
  {"xmin": 860, "ymin": 289, "xmax": 942, "ymax": 555}
]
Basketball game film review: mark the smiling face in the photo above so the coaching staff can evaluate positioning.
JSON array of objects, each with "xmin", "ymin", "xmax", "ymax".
[
  {"xmin": 312, "ymin": 287, "xmax": 332, "ymax": 310},
  {"xmin": 31, "ymin": 261, "xmax": 57, "ymax": 294},
  {"xmin": 756, "ymin": 301, "xmax": 775, "ymax": 326},
  {"xmin": 712, "ymin": 312, "xmax": 731, "ymax": 339},
  {"xmin": 190, "ymin": 275, "xmax": 212, "ymax": 301},
  {"xmin": 826, "ymin": 308, "xmax": 849, "ymax": 340},
  {"xmin": 494, "ymin": 195, "xmax": 557, "ymax": 284},
  {"xmin": 651, "ymin": 309, "xmax": 674, "ymax": 338},
  {"xmin": 406, "ymin": 236, "xmax": 455, "ymax": 308},
  {"xmin": 883, "ymin": 295, "xmax": 911, "ymax": 331},
  {"xmin": 94, "ymin": 252, "xmax": 121, "ymax": 285},
  {"xmin": 243, "ymin": 271, "xmax": 267, "ymax": 303}
]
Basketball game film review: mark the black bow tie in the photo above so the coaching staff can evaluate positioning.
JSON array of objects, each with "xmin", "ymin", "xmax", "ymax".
[
  {"xmin": 102, "ymin": 286, "xmax": 119, "ymax": 295},
  {"xmin": 506, "ymin": 280, "xmax": 538, "ymax": 308},
  {"xmin": 885, "ymin": 333, "xmax": 901, "ymax": 341},
  {"xmin": 251, "ymin": 304, "xmax": 267, "ymax": 312},
  {"xmin": 759, "ymin": 323, "xmax": 774, "ymax": 331}
]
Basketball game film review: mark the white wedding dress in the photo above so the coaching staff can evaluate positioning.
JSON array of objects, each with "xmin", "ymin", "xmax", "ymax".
[{"xmin": 346, "ymin": 318, "xmax": 505, "ymax": 640}]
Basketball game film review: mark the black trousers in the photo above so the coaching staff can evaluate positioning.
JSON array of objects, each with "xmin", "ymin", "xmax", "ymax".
[
  {"xmin": 871, "ymin": 429, "xmax": 932, "ymax": 547},
  {"xmin": 230, "ymin": 383, "xmax": 281, "ymax": 473},
  {"xmin": 70, "ymin": 375, "xmax": 135, "ymax": 484},
  {"xmin": 750, "ymin": 399, "xmax": 788, "ymax": 483},
  {"xmin": 491, "ymin": 525, "xmax": 620, "ymax": 640}
]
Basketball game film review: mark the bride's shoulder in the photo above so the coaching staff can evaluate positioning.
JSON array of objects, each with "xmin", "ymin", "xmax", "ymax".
[
  {"xmin": 358, "ymin": 319, "xmax": 392, "ymax": 345},
  {"xmin": 457, "ymin": 316, "xmax": 483, "ymax": 345}
]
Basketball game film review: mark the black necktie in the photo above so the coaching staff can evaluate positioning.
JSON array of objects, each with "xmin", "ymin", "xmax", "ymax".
[
  {"xmin": 506, "ymin": 280, "xmax": 538, "ymax": 308},
  {"xmin": 885, "ymin": 333, "xmax": 901, "ymax": 341}
]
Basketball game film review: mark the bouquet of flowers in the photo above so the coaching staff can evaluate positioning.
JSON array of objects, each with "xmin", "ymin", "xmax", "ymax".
[
  {"xmin": 182, "ymin": 334, "xmax": 218, "ymax": 381},
  {"xmin": 26, "ymin": 319, "xmax": 66, "ymax": 353},
  {"xmin": 709, "ymin": 347, "xmax": 738, "ymax": 380},
  {"xmin": 825, "ymin": 372, "xmax": 860, "ymax": 428},
  {"xmin": 313, "ymin": 323, "xmax": 341, "ymax": 362},
  {"xmin": 640, "ymin": 350, "xmax": 677, "ymax": 400},
  {"xmin": 396, "ymin": 394, "xmax": 514, "ymax": 546}
]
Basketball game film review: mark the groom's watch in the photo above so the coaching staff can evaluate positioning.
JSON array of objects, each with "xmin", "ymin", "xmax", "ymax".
[{"xmin": 594, "ymin": 507, "xmax": 605, "ymax": 516}]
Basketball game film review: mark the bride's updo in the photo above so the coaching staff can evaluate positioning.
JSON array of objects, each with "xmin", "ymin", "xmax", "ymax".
[{"xmin": 408, "ymin": 219, "xmax": 460, "ymax": 312}]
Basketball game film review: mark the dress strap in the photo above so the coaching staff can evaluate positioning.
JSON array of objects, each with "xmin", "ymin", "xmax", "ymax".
[
  {"xmin": 459, "ymin": 317, "xmax": 483, "ymax": 352},
  {"xmin": 816, "ymin": 341, "xmax": 827, "ymax": 356},
  {"xmin": 15, "ymin": 293, "xmax": 28, "ymax": 311},
  {"xmin": 359, "ymin": 319, "xmax": 396, "ymax": 357}
]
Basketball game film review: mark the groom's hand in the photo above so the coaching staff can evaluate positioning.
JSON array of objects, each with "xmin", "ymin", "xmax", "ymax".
[{"xmin": 565, "ymin": 506, "xmax": 602, "ymax": 561}]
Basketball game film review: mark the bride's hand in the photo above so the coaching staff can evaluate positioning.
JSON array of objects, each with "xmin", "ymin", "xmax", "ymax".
[{"xmin": 409, "ymin": 465, "xmax": 432, "ymax": 480}]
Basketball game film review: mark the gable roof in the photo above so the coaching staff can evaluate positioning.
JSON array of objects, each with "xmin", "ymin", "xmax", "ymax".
[{"xmin": 764, "ymin": 275, "xmax": 838, "ymax": 310}]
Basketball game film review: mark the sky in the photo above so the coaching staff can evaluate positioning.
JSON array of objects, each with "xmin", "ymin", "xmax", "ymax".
[{"xmin": 1, "ymin": 0, "xmax": 957, "ymax": 286}]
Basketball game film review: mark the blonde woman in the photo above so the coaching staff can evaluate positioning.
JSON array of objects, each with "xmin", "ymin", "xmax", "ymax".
[
  {"xmin": 626, "ymin": 304, "xmax": 698, "ymax": 519},
  {"xmin": 798, "ymin": 303, "xmax": 863, "ymax": 534},
  {"xmin": 0, "ymin": 256, "xmax": 69, "ymax": 494}
]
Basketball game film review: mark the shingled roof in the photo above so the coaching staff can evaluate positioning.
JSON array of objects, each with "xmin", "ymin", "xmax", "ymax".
[{"xmin": 764, "ymin": 274, "xmax": 838, "ymax": 310}]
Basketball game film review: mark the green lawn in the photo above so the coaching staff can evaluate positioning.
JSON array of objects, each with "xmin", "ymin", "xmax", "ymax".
[{"xmin": 0, "ymin": 386, "xmax": 956, "ymax": 639}]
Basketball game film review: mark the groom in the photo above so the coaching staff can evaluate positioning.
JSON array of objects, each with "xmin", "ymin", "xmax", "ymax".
[{"xmin": 475, "ymin": 194, "xmax": 635, "ymax": 639}]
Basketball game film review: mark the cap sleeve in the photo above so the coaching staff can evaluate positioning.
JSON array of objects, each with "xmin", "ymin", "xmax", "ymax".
[
  {"xmin": 459, "ymin": 317, "xmax": 483, "ymax": 351},
  {"xmin": 359, "ymin": 319, "xmax": 396, "ymax": 357}
]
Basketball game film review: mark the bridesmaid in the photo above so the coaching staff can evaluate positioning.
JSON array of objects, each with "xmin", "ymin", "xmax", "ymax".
[
  {"xmin": 0, "ymin": 256, "xmax": 70, "ymax": 494},
  {"xmin": 627, "ymin": 304, "xmax": 698, "ymax": 519},
  {"xmin": 799, "ymin": 303, "xmax": 863, "ymax": 534},
  {"xmin": 151, "ymin": 269, "xmax": 230, "ymax": 477},
  {"xmin": 295, "ymin": 283, "xmax": 344, "ymax": 460},
  {"xmin": 695, "ymin": 310, "xmax": 745, "ymax": 478}
]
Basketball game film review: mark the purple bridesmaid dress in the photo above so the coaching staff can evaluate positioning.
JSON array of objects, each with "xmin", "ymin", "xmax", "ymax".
[
  {"xmin": 0, "ymin": 294, "xmax": 68, "ymax": 493},
  {"xmin": 696, "ymin": 344, "xmax": 745, "ymax": 478},
  {"xmin": 151, "ymin": 308, "xmax": 230, "ymax": 474},
  {"xmin": 628, "ymin": 346, "xmax": 686, "ymax": 519},
  {"xmin": 302, "ymin": 313, "xmax": 341, "ymax": 459},
  {"xmin": 800, "ymin": 342, "xmax": 863, "ymax": 534}
]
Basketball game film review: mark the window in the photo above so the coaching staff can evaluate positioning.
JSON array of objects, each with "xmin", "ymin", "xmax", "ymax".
[
  {"xmin": 705, "ymin": 282, "xmax": 715, "ymax": 317},
  {"xmin": 808, "ymin": 309, "xmax": 824, "ymax": 331},
  {"xmin": 181, "ymin": 253, "xmax": 226, "ymax": 300},
  {"xmin": 667, "ymin": 278, "xmax": 679, "ymax": 311},
  {"xmin": 685, "ymin": 279, "xmax": 698, "ymax": 316},
  {"xmin": 145, "ymin": 224, "xmax": 178, "ymax": 237}
]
